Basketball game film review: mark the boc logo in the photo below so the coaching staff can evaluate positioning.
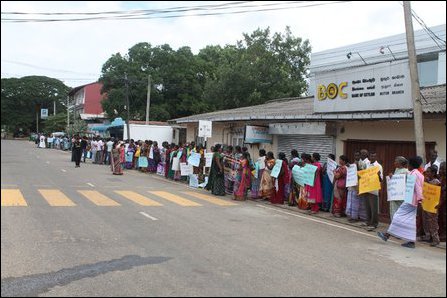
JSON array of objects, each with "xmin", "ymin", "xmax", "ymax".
[{"xmin": 317, "ymin": 82, "xmax": 348, "ymax": 100}]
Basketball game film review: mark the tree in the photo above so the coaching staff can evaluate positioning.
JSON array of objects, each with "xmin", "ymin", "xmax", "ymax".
[
  {"xmin": 1, "ymin": 76, "xmax": 70, "ymax": 133},
  {"xmin": 42, "ymin": 112, "xmax": 67, "ymax": 133}
]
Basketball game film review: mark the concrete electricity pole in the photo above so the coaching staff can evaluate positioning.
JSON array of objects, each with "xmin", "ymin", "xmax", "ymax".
[
  {"xmin": 125, "ymin": 72, "xmax": 131, "ymax": 141},
  {"xmin": 403, "ymin": 1, "xmax": 426, "ymax": 163},
  {"xmin": 146, "ymin": 75, "xmax": 151, "ymax": 125},
  {"xmin": 66, "ymin": 96, "xmax": 70, "ymax": 134}
]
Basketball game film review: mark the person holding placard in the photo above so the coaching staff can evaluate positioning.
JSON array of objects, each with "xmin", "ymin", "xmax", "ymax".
[
  {"xmin": 205, "ymin": 144, "xmax": 225, "ymax": 196},
  {"xmin": 332, "ymin": 155, "xmax": 349, "ymax": 218},
  {"xmin": 378, "ymin": 157, "xmax": 424, "ymax": 248},
  {"xmin": 260, "ymin": 152, "xmax": 276, "ymax": 200},
  {"xmin": 388, "ymin": 156, "xmax": 409, "ymax": 219},
  {"xmin": 322, "ymin": 154, "xmax": 336, "ymax": 212},
  {"xmin": 306, "ymin": 153, "xmax": 323, "ymax": 214},
  {"xmin": 347, "ymin": 151, "xmax": 361, "ymax": 222},
  {"xmin": 251, "ymin": 149, "xmax": 266, "ymax": 199},
  {"xmin": 271, "ymin": 152, "xmax": 289, "ymax": 204},
  {"xmin": 234, "ymin": 152, "xmax": 252, "ymax": 201},
  {"xmin": 421, "ymin": 165, "xmax": 441, "ymax": 247},
  {"xmin": 424, "ymin": 149, "xmax": 441, "ymax": 174},
  {"xmin": 167, "ymin": 144, "xmax": 178, "ymax": 180},
  {"xmin": 363, "ymin": 152, "xmax": 383, "ymax": 231}
]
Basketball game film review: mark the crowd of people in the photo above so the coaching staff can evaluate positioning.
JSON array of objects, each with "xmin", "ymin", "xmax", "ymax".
[{"xmin": 36, "ymin": 134, "xmax": 446, "ymax": 248}]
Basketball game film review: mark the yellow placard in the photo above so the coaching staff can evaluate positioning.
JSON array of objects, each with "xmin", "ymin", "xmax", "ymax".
[
  {"xmin": 421, "ymin": 182, "xmax": 441, "ymax": 213},
  {"xmin": 358, "ymin": 166, "xmax": 381, "ymax": 194}
]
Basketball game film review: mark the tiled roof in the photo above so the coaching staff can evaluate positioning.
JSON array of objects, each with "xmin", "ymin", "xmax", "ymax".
[{"xmin": 170, "ymin": 85, "xmax": 445, "ymax": 123}]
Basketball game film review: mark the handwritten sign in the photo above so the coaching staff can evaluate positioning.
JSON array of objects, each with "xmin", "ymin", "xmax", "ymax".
[
  {"xmin": 205, "ymin": 153, "xmax": 213, "ymax": 167},
  {"xmin": 270, "ymin": 160, "xmax": 283, "ymax": 178},
  {"xmin": 180, "ymin": 162, "xmax": 193, "ymax": 176},
  {"xmin": 138, "ymin": 156, "xmax": 148, "ymax": 168},
  {"xmin": 187, "ymin": 152, "xmax": 201, "ymax": 167},
  {"xmin": 171, "ymin": 157, "xmax": 180, "ymax": 171},
  {"xmin": 421, "ymin": 182, "xmax": 441, "ymax": 213},
  {"xmin": 125, "ymin": 151, "xmax": 134, "ymax": 163},
  {"xmin": 404, "ymin": 174, "xmax": 416, "ymax": 204},
  {"xmin": 358, "ymin": 166, "xmax": 381, "ymax": 194},
  {"xmin": 292, "ymin": 165, "xmax": 305, "ymax": 186},
  {"xmin": 346, "ymin": 164, "xmax": 358, "ymax": 187},
  {"xmin": 326, "ymin": 158, "xmax": 337, "ymax": 183},
  {"xmin": 386, "ymin": 174, "xmax": 406, "ymax": 201},
  {"xmin": 301, "ymin": 163, "xmax": 318, "ymax": 186}
]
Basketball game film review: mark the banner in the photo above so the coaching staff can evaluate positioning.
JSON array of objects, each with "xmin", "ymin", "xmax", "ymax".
[
  {"xmin": 326, "ymin": 158, "xmax": 337, "ymax": 184},
  {"xmin": 125, "ymin": 151, "xmax": 134, "ymax": 163},
  {"xmin": 292, "ymin": 165, "xmax": 305, "ymax": 186},
  {"xmin": 270, "ymin": 159, "xmax": 283, "ymax": 178},
  {"xmin": 187, "ymin": 152, "xmax": 201, "ymax": 167},
  {"xmin": 404, "ymin": 174, "xmax": 416, "ymax": 204},
  {"xmin": 180, "ymin": 162, "xmax": 193, "ymax": 176},
  {"xmin": 421, "ymin": 182, "xmax": 441, "ymax": 213},
  {"xmin": 301, "ymin": 163, "xmax": 318, "ymax": 187},
  {"xmin": 138, "ymin": 156, "xmax": 148, "ymax": 168},
  {"xmin": 346, "ymin": 164, "xmax": 358, "ymax": 187},
  {"xmin": 189, "ymin": 174, "xmax": 199, "ymax": 188},
  {"xmin": 358, "ymin": 166, "xmax": 381, "ymax": 194},
  {"xmin": 171, "ymin": 157, "xmax": 180, "ymax": 171},
  {"xmin": 386, "ymin": 174, "xmax": 406, "ymax": 201},
  {"xmin": 205, "ymin": 153, "xmax": 213, "ymax": 167}
]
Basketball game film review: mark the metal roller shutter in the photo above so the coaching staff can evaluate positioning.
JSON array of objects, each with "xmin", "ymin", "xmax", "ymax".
[{"xmin": 277, "ymin": 135, "xmax": 335, "ymax": 162}]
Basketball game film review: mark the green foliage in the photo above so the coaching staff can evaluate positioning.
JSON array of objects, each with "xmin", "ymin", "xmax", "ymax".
[
  {"xmin": 43, "ymin": 112, "xmax": 67, "ymax": 133},
  {"xmin": 1, "ymin": 76, "xmax": 70, "ymax": 133},
  {"xmin": 99, "ymin": 26, "xmax": 311, "ymax": 121}
]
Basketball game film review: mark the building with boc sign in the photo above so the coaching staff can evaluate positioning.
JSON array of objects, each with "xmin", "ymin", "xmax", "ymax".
[{"xmin": 170, "ymin": 24, "xmax": 446, "ymax": 222}]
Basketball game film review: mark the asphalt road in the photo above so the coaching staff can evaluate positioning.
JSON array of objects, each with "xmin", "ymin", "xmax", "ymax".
[{"xmin": 1, "ymin": 140, "xmax": 446, "ymax": 297}]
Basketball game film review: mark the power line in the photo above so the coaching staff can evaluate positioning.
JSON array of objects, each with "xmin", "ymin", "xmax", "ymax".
[
  {"xmin": 1, "ymin": 59, "xmax": 100, "ymax": 76},
  {"xmin": 1, "ymin": 1, "xmax": 350, "ymax": 23}
]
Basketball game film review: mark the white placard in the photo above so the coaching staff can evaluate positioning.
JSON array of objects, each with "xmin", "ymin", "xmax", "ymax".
[
  {"xmin": 189, "ymin": 174, "xmax": 199, "ymax": 188},
  {"xmin": 171, "ymin": 157, "xmax": 180, "ymax": 171},
  {"xmin": 205, "ymin": 153, "xmax": 213, "ymax": 167},
  {"xmin": 198, "ymin": 120, "xmax": 212, "ymax": 138},
  {"xmin": 386, "ymin": 174, "xmax": 406, "ymax": 201},
  {"xmin": 346, "ymin": 164, "xmax": 358, "ymax": 187},
  {"xmin": 180, "ymin": 162, "xmax": 193, "ymax": 176},
  {"xmin": 326, "ymin": 158, "xmax": 337, "ymax": 183},
  {"xmin": 149, "ymin": 146, "xmax": 154, "ymax": 159}
]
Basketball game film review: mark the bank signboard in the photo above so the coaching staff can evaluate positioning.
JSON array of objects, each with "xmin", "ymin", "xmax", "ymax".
[
  {"xmin": 245, "ymin": 125, "xmax": 272, "ymax": 144},
  {"xmin": 313, "ymin": 60, "xmax": 412, "ymax": 113}
]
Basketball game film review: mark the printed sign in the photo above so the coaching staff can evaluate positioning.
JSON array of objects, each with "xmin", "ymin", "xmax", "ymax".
[
  {"xmin": 358, "ymin": 166, "xmax": 381, "ymax": 194},
  {"xmin": 386, "ymin": 174, "xmax": 406, "ymax": 201},
  {"xmin": 41, "ymin": 108, "xmax": 49, "ymax": 119},
  {"xmin": 270, "ymin": 159, "xmax": 283, "ymax": 179},
  {"xmin": 189, "ymin": 174, "xmax": 199, "ymax": 188},
  {"xmin": 125, "ymin": 152, "xmax": 134, "ymax": 163},
  {"xmin": 171, "ymin": 157, "xmax": 180, "ymax": 171},
  {"xmin": 422, "ymin": 183, "xmax": 441, "ymax": 213},
  {"xmin": 187, "ymin": 152, "xmax": 201, "ymax": 167},
  {"xmin": 301, "ymin": 163, "xmax": 318, "ymax": 187},
  {"xmin": 404, "ymin": 174, "xmax": 416, "ymax": 204},
  {"xmin": 326, "ymin": 158, "xmax": 337, "ymax": 184},
  {"xmin": 244, "ymin": 125, "xmax": 272, "ymax": 144},
  {"xmin": 180, "ymin": 162, "xmax": 193, "ymax": 176},
  {"xmin": 292, "ymin": 165, "xmax": 305, "ymax": 186},
  {"xmin": 138, "ymin": 156, "xmax": 148, "ymax": 168},
  {"xmin": 198, "ymin": 120, "xmax": 212, "ymax": 138},
  {"xmin": 346, "ymin": 164, "xmax": 358, "ymax": 187}
]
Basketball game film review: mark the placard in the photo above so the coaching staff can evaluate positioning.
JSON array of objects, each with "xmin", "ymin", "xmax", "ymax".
[
  {"xmin": 187, "ymin": 152, "xmax": 201, "ymax": 167},
  {"xmin": 205, "ymin": 153, "xmax": 213, "ymax": 167},
  {"xmin": 189, "ymin": 174, "xmax": 199, "ymax": 188},
  {"xmin": 292, "ymin": 165, "xmax": 305, "ymax": 186},
  {"xmin": 421, "ymin": 183, "xmax": 441, "ymax": 213},
  {"xmin": 326, "ymin": 158, "xmax": 337, "ymax": 183},
  {"xmin": 171, "ymin": 157, "xmax": 180, "ymax": 171},
  {"xmin": 346, "ymin": 164, "xmax": 358, "ymax": 187},
  {"xmin": 149, "ymin": 147, "xmax": 154, "ymax": 159},
  {"xmin": 404, "ymin": 174, "xmax": 416, "ymax": 204},
  {"xmin": 358, "ymin": 166, "xmax": 381, "ymax": 194},
  {"xmin": 125, "ymin": 152, "xmax": 134, "ymax": 163},
  {"xmin": 270, "ymin": 159, "xmax": 283, "ymax": 178},
  {"xmin": 386, "ymin": 174, "xmax": 406, "ymax": 201},
  {"xmin": 180, "ymin": 162, "xmax": 193, "ymax": 176},
  {"xmin": 138, "ymin": 156, "xmax": 148, "ymax": 168}
]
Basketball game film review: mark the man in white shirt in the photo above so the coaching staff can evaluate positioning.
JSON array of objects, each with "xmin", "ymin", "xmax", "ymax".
[
  {"xmin": 424, "ymin": 149, "xmax": 441, "ymax": 174},
  {"xmin": 91, "ymin": 138, "xmax": 98, "ymax": 164},
  {"xmin": 96, "ymin": 138, "xmax": 104, "ymax": 164},
  {"xmin": 106, "ymin": 138, "xmax": 114, "ymax": 165},
  {"xmin": 363, "ymin": 151, "xmax": 383, "ymax": 231}
]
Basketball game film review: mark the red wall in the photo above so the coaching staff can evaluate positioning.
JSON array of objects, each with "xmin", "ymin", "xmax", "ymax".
[{"xmin": 84, "ymin": 83, "xmax": 106, "ymax": 114}]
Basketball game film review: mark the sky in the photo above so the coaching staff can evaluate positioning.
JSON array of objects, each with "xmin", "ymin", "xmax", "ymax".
[{"xmin": 1, "ymin": 1, "xmax": 446, "ymax": 88}]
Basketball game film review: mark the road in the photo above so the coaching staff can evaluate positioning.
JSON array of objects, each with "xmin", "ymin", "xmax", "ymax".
[{"xmin": 1, "ymin": 140, "xmax": 446, "ymax": 297}]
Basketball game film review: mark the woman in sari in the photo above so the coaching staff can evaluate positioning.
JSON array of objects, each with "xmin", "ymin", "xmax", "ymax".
[
  {"xmin": 287, "ymin": 150, "xmax": 301, "ymax": 206},
  {"xmin": 322, "ymin": 154, "xmax": 336, "ymax": 212},
  {"xmin": 332, "ymin": 155, "xmax": 348, "ymax": 217},
  {"xmin": 234, "ymin": 152, "xmax": 251, "ymax": 201},
  {"xmin": 205, "ymin": 144, "xmax": 226, "ymax": 196},
  {"xmin": 125, "ymin": 140, "xmax": 135, "ymax": 169},
  {"xmin": 306, "ymin": 152, "xmax": 323, "ymax": 214},
  {"xmin": 110, "ymin": 140, "xmax": 123, "ymax": 175},
  {"xmin": 223, "ymin": 146, "xmax": 235, "ymax": 195},
  {"xmin": 260, "ymin": 151, "xmax": 275, "ymax": 200},
  {"xmin": 251, "ymin": 149, "xmax": 266, "ymax": 199},
  {"xmin": 271, "ymin": 152, "xmax": 289, "ymax": 204},
  {"xmin": 168, "ymin": 144, "xmax": 178, "ymax": 180},
  {"xmin": 148, "ymin": 141, "xmax": 160, "ymax": 173}
]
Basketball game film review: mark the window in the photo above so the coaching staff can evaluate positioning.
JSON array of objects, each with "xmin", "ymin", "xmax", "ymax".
[{"xmin": 418, "ymin": 53, "xmax": 438, "ymax": 87}]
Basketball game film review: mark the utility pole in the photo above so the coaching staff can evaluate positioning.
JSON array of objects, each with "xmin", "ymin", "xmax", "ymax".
[
  {"xmin": 36, "ymin": 110, "xmax": 39, "ymax": 133},
  {"xmin": 146, "ymin": 75, "xmax": 151, "ymax": 125},
  {"xmin": 66, "ymin": 96, "xmax": 70, "ymax": 135},
  {"xmin": 403, "ymin": 1, "xmax": 426, "ymax": 163},
  {"xmin": 125, "ymin": 72, "xmax": 131, "ymax": 141},
  {"xmin": 54, "ymin": 101, "xmax": 56, "ymax": 116}
]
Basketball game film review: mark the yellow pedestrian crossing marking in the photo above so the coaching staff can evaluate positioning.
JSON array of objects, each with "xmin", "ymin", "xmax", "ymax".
[
  {"xmin": 149, "ymin": 191, "xmax": 202, "ymax": 207},
  {"xmin": 115, "ymin": 191, "xmax": 162, "ymax": 206},
  {"xmin": 78, "ymin": 190, "xmax": 120, "ymax": 206},
  {"xmin": 38, "ymin": 189, "xmax": 76, "ymax": 206},
  {"xmin": 1, "ymin": 189, "xmax": 28, "ymax": 206},
  {"xmin": 183, "ymin": 191, "xmax": 238, "ymax": 206}
]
